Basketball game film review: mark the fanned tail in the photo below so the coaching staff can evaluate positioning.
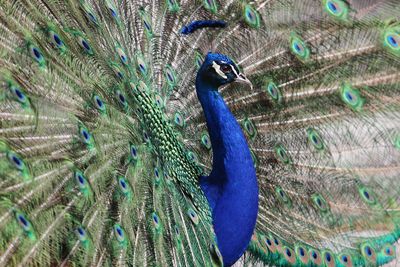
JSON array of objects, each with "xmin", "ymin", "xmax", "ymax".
[
  {"xmin": 1, "ymin": 0, "xmax": 400, "ymax": 266},
  {"xmin": 178, "ymin": 0, "xmax": 400, "ymax": 266},
  {"xmin": 0, "ymin": 0, "xmax": 223, "ymax": 266}
]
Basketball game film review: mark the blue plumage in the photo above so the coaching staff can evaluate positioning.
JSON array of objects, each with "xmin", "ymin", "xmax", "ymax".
[
  {"xmin": 197, "ymin": 53, "xmax": 258, "ymax": 266},
  {"xmin": 180, "ymin": 20, "xmax": 227, "ymax": 35}
]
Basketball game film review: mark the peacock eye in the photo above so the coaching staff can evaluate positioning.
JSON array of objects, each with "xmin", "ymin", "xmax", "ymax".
[{"xmin": 220, "ymin": 64, "xmax": 231, "ymax": 73}]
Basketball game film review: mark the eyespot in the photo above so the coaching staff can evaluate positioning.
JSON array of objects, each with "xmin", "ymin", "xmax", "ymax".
[
  {"xmin": 75, "ymin": 226, "xmax": 88, "ymax": 242},
  {"xmin": 117, "ymin": 176, "xmax": 131, "ymax": 195},
  {"xmin": 105, "ymin": 0, "xmax": 118, "ymax": 19},
  {"xmin": 361, "ymin": 243, "xmax": 376, "ymax": 263},
  {"xmin": 283, "ymin": 247, "xmax": 296, "ymax": 264},
  {"xmin": 130, "ymin": 144, "xmax": 138, "ymax": 160},
  {"xmin": 267, "ymin": 82, "xmax": 278, "ymax": 98},
  {"xmin": 244, "ymin": 4, "xmax": 260, "ymax": 28},
  {"xmin": 16, "ymin": 212, "xmax": 31, "ymax": 231},
  {"xmin": 78, "ymin": 36, "xmax": 93, "ymax": 55},
  {"xmin": 28, "ymin": 44, "xmax": 45, "ymax": 66},
  {"xmin": 310, "ymin": 249, "xmax": 322, "ymax": 265},
  {"xmin": 365, "ymin": 246, "xmax": 372, "ymax": 256},
  {"xmin": 275, "ymin": 186, "xmax": 291, "ymax": 205},
  {"xmin": 358, "ymin": 186, "xmax": 377, "ymax": 205},
  {"xmin": 7, "ymin": 151, "xmax": 25, "ymax": 170},
  {"xmin": 109, "ymin": 7, "xmax": 117, "ymax": 17},
  {"xmin": 31, "ymin": 47, "xmax": 42, "ymax": 60},
  {"xmin": 154, "ymin": 167, "xmax": 162, "ymax": 185},
  {"xmin": 8, "ymin": 81, "xmax": 28, "ymax": 104},
  {"xmin": 269, "ymin": 235, "xmax": 282, "ymax": 252},
  {"xmin": 328, "ymin": 1, "xmax": 338, "ymax": 13},
  {"xmin": 49, "ymin": 31, "xmax": 65, "ymax": 51},
  {"xmin": 340, "ymin": 253, "xmax": 355, "ymax": 267},
  {"xmin": 14, "ymin": 211, "xmax": 36, "ymax": 240},
  {"xmin": 382, "ymin": 244, "xmax": 395, "ymax": 257},
  {"xmin": 243, "ymin": 118, "xmax": 257, "ymax": 139},
  {"xmin": 290, "ymin": 35, "xmax": 310, "ymax": 61},
  {"xmin": 299, "ymin": 247, "xmax": 305, "ymax": 256},
  {"xmin": 143, "ymin": 20, "xmax": 151, "ymax": 31},
  {"xmin": 323, "ymin": 250, "xmax": 335, "ymax": 267},
  {"xmin": 74, "ymin": 171, "xmax": 89, "ymax": 191},
  {"xmin": 340, "ymin": 84, "xmax": 364, "ymax": 111},
  {"xmin": 115, "ymin": 225, "xmax": 123, "ymax": 237},
  {"xmin": 113, "ymin": 224, "xmax": 126, "ymax": 243},
  {"xmin": 79, "ymin": 126, "xmax": 91, "ymax": 144},
  {"xmin": 345, "ymin": 91, "xmax": 356, "ymax": 103},
  {"xmin": 174, "ymin": 112, "xmax": 184, "ymax": 127},
  {"xmin": 116, "ymin": 90, "xmax": 127, "ymax": 107},
  {"xmin": 119, "ymin": 178, "xmax": 127, "ymax": 189},
  {"xmin": 14, "ymin": 88, "xmax": 26, "ymax": 101},
  {"xmin": 87, "ymin": 13, "xmax": 97, "ymax": 24},
  {"xmin": 81, "ymin": 2, "xmax": 98, "ymax": 25},
  {"xmin": 187, "ymin": 208, "xmax": 199, "ymax": 225},
  {"xmin": 154, "ymin": 94, "xmax": 164, "ymax": 108},
  {"xmin": 93, "ymin": 95, "xmax": 106, "ymax": 112},
  {"xmin": 324, "ymin": 0, "xmax": 349, "ymax": 20},
  {"xmin": 164, "ymin": 65, "xmax": 177, "ymax": 87},
  {"xmin": 383, "ymin": 28, "xmax": 400, "ymax": 54},
  {"xmin": 311, "ymin": 194, "xmax": 329, "ymax": 212},
  {"xmin": 111, "ymin": 64, "xmax": 124, "ymax": 80},
  {"xmin": 73, "ymin": 175, "xmax": 91, "ymax": 197},
  {"xmin": 201, "ymin": 132, "xmax": 211, "ymax": 150},
  {"xmin": 139, "ymin": 63, "xmax": 146, "ymax": 73},
  {"xmin": 274, "ymin": 144, "xmax": 291, "ymax": 164},
  {"xmin": 210, "ymin": 243, "xmax": 224, "ymax": 266},
  {"xmin": 339, "ymin": 253, "xmax": 353, "ymax": 267},
  {"xmin": 187, "ymin": 151, "xmax": 198, "ymax": 163},
  {"xmin": 327, "ymin": 1, "xmax": 341, "ymax": 15},
  {"xmin": 264, "ymin": 235, "xmax": 277, "ymax": 252},
  {"xmin": 307, "ymin": 128, "xmax": 325, "ymax": 150},
  {"xmin": 172, "ymin": 225, "xmax": 179, "ymax": 236},
  {"xmin": 296, "ymin": 246, "xmax": 309, "ymax": 264},
  {"xmin": 387, "ymin": 34, "xmax": 399, "ymax": 48},
  {"xmin": 52, "ymin": 33, "xmax": 62, "ymax": 46},
  {"xmin": 139, "ymin": 9, "xmax": 152, "ymax": 36},
  {"xmin": 136, "ymin": 56, "xmax": 147, "ymax": 76},
  {"xmin": 151, "ymin": 212, "xmax": 162, "ymax": 231},
  {"xmin": 265, "ymin": 80, "xmax": 283, "ymax": 104},
  {"xmin": 294, "ymin": 41, "xmax": 304, "ymax": 54}
]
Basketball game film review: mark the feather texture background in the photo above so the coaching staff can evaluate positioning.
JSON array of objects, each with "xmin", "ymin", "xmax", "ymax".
[{"xmin": 0, "ymin": 0, "xmax": 399, "ymax": 266}]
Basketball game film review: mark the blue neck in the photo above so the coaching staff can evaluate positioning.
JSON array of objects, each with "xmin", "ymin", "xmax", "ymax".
[{"xmin": 196, "ymin": 78, "xmax": 259, "ymax": 266}]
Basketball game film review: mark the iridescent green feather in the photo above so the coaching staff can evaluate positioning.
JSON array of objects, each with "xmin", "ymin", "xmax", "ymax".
[{"xmin": 0, "ymin": 0, "xmax": 399, "ymax": 266}]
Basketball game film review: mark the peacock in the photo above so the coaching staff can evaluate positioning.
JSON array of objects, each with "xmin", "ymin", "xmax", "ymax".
[{"xmin": 0, "ymin": 0, "xmax": 400, "ymax": 266}]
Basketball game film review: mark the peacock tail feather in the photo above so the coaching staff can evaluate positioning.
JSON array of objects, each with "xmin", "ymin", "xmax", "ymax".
[{"xmin": 0, "ymin": 0, "xmax": 399, "ymax": 266}]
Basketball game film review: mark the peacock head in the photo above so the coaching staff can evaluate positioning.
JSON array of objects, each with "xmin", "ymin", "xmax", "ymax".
[{"xmin": 197, "ymin": 52, "xmax": 252, "ymax": 89}]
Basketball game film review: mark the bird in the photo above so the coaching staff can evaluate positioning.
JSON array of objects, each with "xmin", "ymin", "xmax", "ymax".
[{"xmin": 0, "ymin": 0, "xmax": 399, "ymax": 266}]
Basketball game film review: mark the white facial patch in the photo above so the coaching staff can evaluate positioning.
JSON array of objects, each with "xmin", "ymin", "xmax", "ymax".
[
  {"xmin": 230, "ymin": 64, "xmax": 239, "ymax": 77},
  {"xmin": 212, "ymin": 61, "xmax": 228, "ymax": 79}
]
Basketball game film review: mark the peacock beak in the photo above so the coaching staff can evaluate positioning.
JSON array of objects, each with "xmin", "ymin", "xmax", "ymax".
[{"xmin": 234, "ymin": 73, "xmax": 253, "ymax": 89}]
